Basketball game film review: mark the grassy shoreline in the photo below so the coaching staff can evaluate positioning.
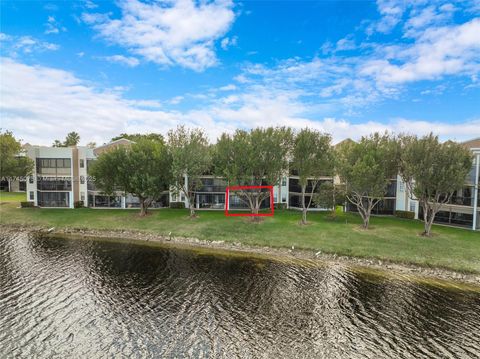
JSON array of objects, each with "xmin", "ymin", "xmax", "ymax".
[{"xmin": 1, "ymin": 191, "xmax": 480, "ymax": 274}]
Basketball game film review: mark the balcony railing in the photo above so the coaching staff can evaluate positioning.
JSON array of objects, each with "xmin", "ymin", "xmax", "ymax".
[{"xmin": 196, "ymin": 185, "xmax": 227, "ymax": 193}]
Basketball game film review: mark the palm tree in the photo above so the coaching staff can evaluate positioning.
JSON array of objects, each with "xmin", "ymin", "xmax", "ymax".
[{"xmin": 64, "ymin": 132, "xmax": 80, "ymax": 146}]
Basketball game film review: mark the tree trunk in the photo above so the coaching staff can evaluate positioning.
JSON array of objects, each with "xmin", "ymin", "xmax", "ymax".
[
  {"xmin": 363, "ymin": 215, "xmax": 370, "ymax": 229},
  {"xmin": 421, "ymin": 202, "xmax": 431, "ymax": 236},
  {"xmin": 358, "ymin": 204, "xmax": 371, "ymax": 229},
  {"xmin": 251, "ymin": 194, "xmax": 259, "ymax": 214},
  {"xmin": 421, "ymin": 202, "xmax": 436, "ymax": 236},
  {"xmin": 7, "ymin": 179, "xmax": 11, "ymax": 192},
  {"xmin": 187, "ymin": 191, "xmax": 196, "ymax": 218},
  {"xmin": 301, "ymin": 185, "xmax": 307, "ymax": 225},
  {"xmin": 189, "ymin": 203, "xmax": 196, "ymax": 218},
  {"xmin": 139, "ymin": 197, "xmax": 148, "ymax": 216},
  {"xmin": 251, "ymin": 195, "xmax": 261, "ymax": 222}
]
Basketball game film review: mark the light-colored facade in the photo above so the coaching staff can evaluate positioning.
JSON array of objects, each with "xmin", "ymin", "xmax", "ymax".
[
  {"xmin": 395, "ymin": 138, "xmax": 480, "ymax": 231},
  {"xmin": 25, "ymin": 145, "xmax": 95, "ymax": 208},
  {"xmin": 23, "ymin": 137, "xmax": 479, "ymax": 230}
]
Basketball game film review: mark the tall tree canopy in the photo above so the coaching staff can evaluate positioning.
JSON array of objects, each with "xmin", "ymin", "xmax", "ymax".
[
  {"xmin": 0, "ymin": 130, "xmax": 34, "ymax": 191},
  {"xmin": 336, "ymin": 132, "xmax": 399, "ymax": 229},
  {"xmin": 111, "ymin": 133, "xmax": 164, "ymax": 143},
  {"xmin": 313, "ymin": 182, "xmax": 346, "ymax": 218},
  {"xmin": 167, "ymin": 125, "xmax": 212, "ymax": 218},
  {"xmin": 89, "ymin": 139, "xmax": 172, "ymax": 216},
  {"xmin": 399, "ymin": 134, "xmax": 473, "ymax": 236},
  {"xmin": 214, "ymin": 127, "xmax": 292, "ymax": 217},
  {"xmin": 53, "ymin": 131, "xmax": 80, "ymax": 147},
  {"xmin": 291, "ymin": 128, "xmax": 334, "ymax": 224}
]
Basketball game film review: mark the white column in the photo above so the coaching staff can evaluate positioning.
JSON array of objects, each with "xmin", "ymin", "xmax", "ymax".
[
  {"xmin": 473, "ymin": 154, "xmax": 480, "ymax": 230},
  {"xmin": 121, "ymin": 196, "xmax": 126, "ymax": 209},
  {"xmin": 69, "ymin": 192, "xmax": 74, "ymax": 208},
  {"xmin": 184, "ymin": 174, "xmax": 189, "ymax": 207},
  {"xmin": 286, "ymin": 176, "xmax": 289, "ymax": 209}
]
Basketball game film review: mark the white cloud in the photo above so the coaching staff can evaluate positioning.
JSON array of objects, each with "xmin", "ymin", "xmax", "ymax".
[
  {"xmin": 84, "ymin": 0, "xmax": 98, "ymax": 9},
  {"xmin": 335, "ymin": 36, "xmax": 356, "ymax": 51},
  {"xmin": 220, "ymin": 36, "xmax": 237, "ymax": 50},
  {"xmin": 0, "ymin": 33, "xmax": 11, "ymax": 41},
  {"xmin": 44, "ymin": 15, "xmax": 66, "ymax": 34},
  {"xmin": 83, "ymin": 0, "xmax": 236, "ymax": 71},
  {"xmin": 0, "ymin": 58, "xmax": 225, "ymax": 144},
  {"xmin": 368, "ymin": 0, "xmax": 405, "ymax": 34},
  {"xmin": 103, "ymin": 55, "xmax": 140, "ymax": 67},
  {"xmin": 2, "ymin": 58, "xmax": 477, "ymax": 147},
  {"xmin": 362, "ymin": 18, "xmax": 480, "ymax": 84},
  {"xmin": 1, "ymin": 34, "xmax": 60, "ymax": 55},
  {"xmin": 219, "ymin": 84, "xmax": 237, "ymax": 91},
  {"xmin": 169, "ymin": 96, "xmax": 184, "ymax": 105}
]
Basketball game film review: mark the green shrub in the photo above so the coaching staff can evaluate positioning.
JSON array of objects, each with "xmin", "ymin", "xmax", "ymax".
[
  {"xmin": 169, "ymin": 202, "xmax": 185, "ymax": 209},
  {"xmin": 395, "ymin": 210, "xmax": 415, "ymax": 219},
  {"xmin": 20, "ymin": 201, "xmax": 34, "ymax": 208},
  {"xmin": 274, "ymin": 203, "xmax": 288, "ymax": 210},
  {"xmin": 74, "ymin": 201, "xmax": 84, "ymax": 208}
]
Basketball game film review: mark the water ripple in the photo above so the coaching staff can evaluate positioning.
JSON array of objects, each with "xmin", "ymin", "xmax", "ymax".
[{"xmin": 0, "ymin": 231, "xmax": 479, "ymax": 358}]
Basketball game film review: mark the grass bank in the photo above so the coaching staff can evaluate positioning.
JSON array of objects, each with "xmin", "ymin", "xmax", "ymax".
[{"xmin": 1, "ymin": 193, "xmax": 479, "ymax": 273}]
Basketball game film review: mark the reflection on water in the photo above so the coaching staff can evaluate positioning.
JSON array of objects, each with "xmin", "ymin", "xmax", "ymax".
[{"xmin": 0, "ymin": 231, "xmax": 479, "ymax": 358}]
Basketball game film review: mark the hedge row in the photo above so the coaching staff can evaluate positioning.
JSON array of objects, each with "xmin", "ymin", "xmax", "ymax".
[
  {"xmin": 395, "ymin": 210, "xmax": 415, "ymax": 219},
  {"xmin": 169, "ymin": 202, "xmax": 186, "ymax": 209}
]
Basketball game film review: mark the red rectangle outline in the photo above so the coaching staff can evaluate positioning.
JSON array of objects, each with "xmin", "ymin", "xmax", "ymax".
[{"xmin": 225, "ymin": 185, "xmax": 274, "ymax": 217}]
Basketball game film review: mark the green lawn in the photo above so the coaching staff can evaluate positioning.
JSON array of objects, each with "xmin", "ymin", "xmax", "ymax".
[
  {"xmin": 0, "ymin": 191, "xmax": 26, "ymax": 203},
  {"xmin": 1, "ymin": 197, "xmax": 479, "ymax": 273}
]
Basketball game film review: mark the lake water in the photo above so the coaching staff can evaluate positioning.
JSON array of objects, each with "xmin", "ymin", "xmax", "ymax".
[{"xmin": 0, "ymin": 231, "xmax": 479, "ymax": 358}]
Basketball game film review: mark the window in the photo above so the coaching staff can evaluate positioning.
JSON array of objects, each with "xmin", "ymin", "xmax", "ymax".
[
  {"xmin": 36, "ymin": 158, "xmax": 71, "ymax": 172},
  {"xmin": 399, "ymin": 182, "xmax": 405, "ymax": 192},
  {"xmin": 29, "ymin": 191, "xmax": 34, "ymax": 200},
  {"xmin": 37, "ymin": 191, "xmax": 69, "ymax": 207},
  {"xmin": 80, "ymin": 159, "xmax": 84, "ymax": 168},
  {"xmin": 37, "ymin": 178, "xmax": 72, "ymax": 191},
  {"xmin": 29, "ymin": 176, "xmax": 34, "ymax": 184},
  {"xmin": 80, "ymin": 176, "xmax": 85, "ymax": 184},
  {"xmin": 410, "ymin": 202, "xmax": 416, "ymax": 213},
  {"xmin": 281, "ymin": 177, "xmax": 287, "ymax": 186}
]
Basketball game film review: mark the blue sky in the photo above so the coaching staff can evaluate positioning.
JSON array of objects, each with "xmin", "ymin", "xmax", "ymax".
[{"xmin": 1, "ymin": 0, "xmax": 479, "ymax": 145}]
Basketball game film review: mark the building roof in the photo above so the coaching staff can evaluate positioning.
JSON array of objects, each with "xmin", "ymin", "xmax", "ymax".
[
  {"xmin": 334, "ymin": 138, "xmax": 355, "ymax": 148},
  {"xmin": 461, "ymin": 137, "xmax": 480, "ymax": 150},
  {"xmin": 93, "ymin": 138, "xmax": 135, "ymax": 156}
]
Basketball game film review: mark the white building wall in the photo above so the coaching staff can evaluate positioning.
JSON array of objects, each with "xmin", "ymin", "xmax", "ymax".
[
  {"xmin": 25, "ymin": 146, "xmax": 75, "ymax": 208},
  {"xmin": 395, "ymin": 175, "xmax": 407, "ymax": 212}
]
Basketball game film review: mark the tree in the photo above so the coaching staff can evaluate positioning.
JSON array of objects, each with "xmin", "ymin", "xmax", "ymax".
[
  {"xmin": 314, "ymin": 182, "xmax": 346, "ymax": 218},
  {"xmin": 64, "ymin": 132, "xmax": 80, "ymax": 146},
  {"xmin": 291, "ymin": 128, "xmax": 334, "ymax": 224},
  {"xmin": 89, "ymin": 139, "xmax": 172, "ymax": 216},
  {"xmin": 0, "ymin": 130, "xmax": 34, "ymax": 191},
  {"xmin": 111, "ymin": 133, "xmax": 164, "ymax": 143},
  {"xmin": 86, "ymin": 142, "xmax": 96, "ymax": 149},
  {"xmin": 336, "ymin": 133, "xmax": 399, "ymax": 229},
  {"xmin": 214, "ymin": 127, "xmax": 292, "ymax": 219},
  {"xmin": 167, "ymin": 126, "xmax": 211, "ymax": 218},
  {"xmin": 53, "ymin": 132, "xmax": 80, "ymax": 147},
  {"xmin": 399, "ymin": 134, "xmax": 472, "ymax": 236}
]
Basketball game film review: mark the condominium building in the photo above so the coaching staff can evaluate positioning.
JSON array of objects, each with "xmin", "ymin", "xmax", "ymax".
[
  {"xmin": 25, "ymin": 144, "xmax": 95, "ymax": 208},
  {"xmin": 395, "ymin": 138, "xmax": 480, "ymax": 230},
  {"xmin": 23, "ymin": 137, "xmax": 479, "ymax": 230}
]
